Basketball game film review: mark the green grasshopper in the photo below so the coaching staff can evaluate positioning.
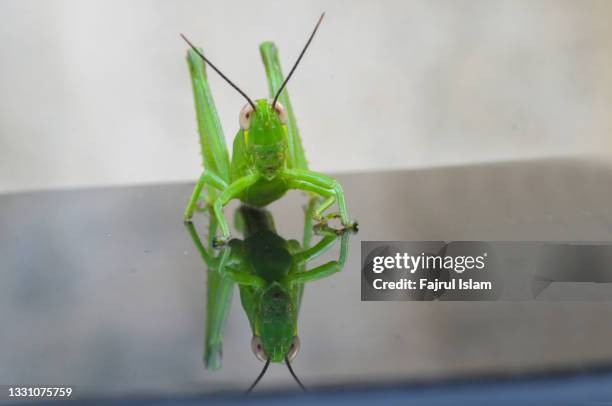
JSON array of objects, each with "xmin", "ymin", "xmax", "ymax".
[
  {"xmin": 185, "ymin": 202, "xmax": 351, "ymax": 392},
  {"xmin": 181, "ymin": 13, "xmax": 356, "ymax": 245}
]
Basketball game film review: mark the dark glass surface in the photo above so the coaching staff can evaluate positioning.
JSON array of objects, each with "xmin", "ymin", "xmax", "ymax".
[{"xmin": 2, "ymin": 158, "xmax": 612, "ymax": 398}]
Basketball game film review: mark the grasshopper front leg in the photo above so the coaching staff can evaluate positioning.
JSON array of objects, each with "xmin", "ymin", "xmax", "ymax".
[
  {"xmin": 285, "ymin": 169, "xmax": 356, "ymax": 230},
  {"xmin": 211, "ymin": 173, "xmax": 259, "ymax": 245},
  {"xmin": 184, "ymin": 171, "xmax": 228, "ymax": 220}
]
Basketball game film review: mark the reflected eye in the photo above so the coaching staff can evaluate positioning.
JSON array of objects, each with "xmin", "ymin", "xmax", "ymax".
[
  {"xmin": 272, "ymin": 101, "xmax": 288, "ymax": 124},
  {"xmin": 251, "ymin": 336, "xmax": 267, "ymax": 362},
  {"xmin": 239, "ymin": 103, "xmax": 254, "ymax": 130},
  {"xmin": 287, "ymin": 336, "xmax": 300, "ymax": 361}
]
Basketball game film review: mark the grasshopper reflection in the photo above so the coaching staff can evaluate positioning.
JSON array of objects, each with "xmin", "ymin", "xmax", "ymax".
[{"xmin": 185, "ymin": 202, "xmax": 352, "ymax": 392}]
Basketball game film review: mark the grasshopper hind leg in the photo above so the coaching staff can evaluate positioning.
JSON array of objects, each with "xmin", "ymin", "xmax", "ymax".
[{"xmin": 184, "ymin": 46, "xmax": 232, "ymax": 222}]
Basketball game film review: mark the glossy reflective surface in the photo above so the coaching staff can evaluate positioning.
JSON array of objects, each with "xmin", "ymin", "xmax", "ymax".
[{"xmin": 2, "ymin": 158, "xmax": 612, "ymax": 398}]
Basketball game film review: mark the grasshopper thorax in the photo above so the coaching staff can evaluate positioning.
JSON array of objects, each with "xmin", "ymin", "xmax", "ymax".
[{"xmin": 240, "ymin": 99, "xmax": 288, "ymax": 180}]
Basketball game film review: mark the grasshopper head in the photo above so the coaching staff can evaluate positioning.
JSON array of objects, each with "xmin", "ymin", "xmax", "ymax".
[
  {"xmin": 239, "ymin": 99, "xmax": 288, "ymax": 179},
  {"xmin": 251, "ymin": 283, "xmax": 300, "ymax": 363}
]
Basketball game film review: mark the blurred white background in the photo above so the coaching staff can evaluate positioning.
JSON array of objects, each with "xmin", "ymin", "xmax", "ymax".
[{"xmin": 0, "ymin": 0, "xmax": 610, "ymax": 193}]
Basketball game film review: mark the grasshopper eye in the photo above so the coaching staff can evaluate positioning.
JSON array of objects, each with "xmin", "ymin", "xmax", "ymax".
[
  {"xmin": 287, "ymin": 336, "xmax": 300, "ymax": 361},
  {"xmin": 272, "ymin": 101, "xmax": 288, "ymax": 124},
  {"xmin": 251, "ymin": 336, "xmax": 267, "ymax": 362},
  {"xmin": 239, "ymin": 103, "xmax": 254, "ymax": 130}
]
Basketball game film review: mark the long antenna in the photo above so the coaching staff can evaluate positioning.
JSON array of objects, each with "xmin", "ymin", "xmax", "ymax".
[
  {"xmin": 272, "ymin": 12, "xmax": 326, "ymax": 107},
  {"xmin": 285, "ymin": 357, "xmax": 307, "ymax": 391},
  {"xmin": 180, "ymin": 33, "xmax": 257, "ymax": 110},
  {"xmin": 245, "ymin": 358, "xmax": 271, "ymax": 394}
]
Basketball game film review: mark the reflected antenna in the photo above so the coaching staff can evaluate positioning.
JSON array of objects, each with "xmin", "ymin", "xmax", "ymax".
[
  {"xmin": 245, "ymin": 358, "xmax": 271, "ymax": 394},
  {"xmin": 286, "ymin": 356, "xmax": 307, "ymax": 391}
]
